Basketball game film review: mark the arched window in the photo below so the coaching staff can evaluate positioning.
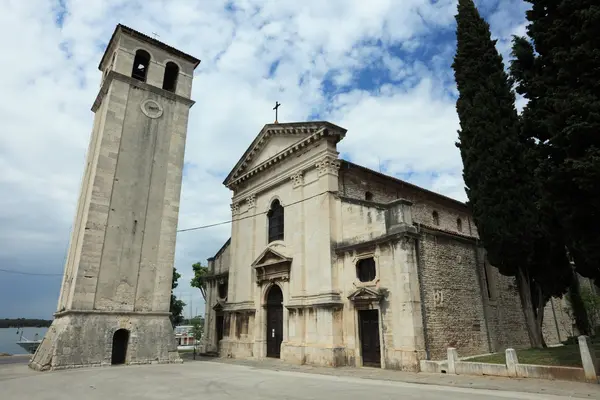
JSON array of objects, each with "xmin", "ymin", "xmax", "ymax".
[
  {"xmin": 356, "ymin": 257, "xmax": 376, "ymax": 282},
  {"xmin": 432, "ymin": 211, "xmax": 440, "ymax": 226},
  {"xmin": 457, "ymin": 218, "xmax": 463, "ymax": 232},
  {"xmin": 131, "ymin": 49, "xmax": 151, "ymax": 82},
  {"xmin": 267, "ymin": 199, "xmax": 284, "ymax": 243},
  {"xmin": 365, "ymin": 191, "xmax": 373, "ymax": 201},
  {"xmin": 162, "ymin": 62, "xmax": 179, "ymax": 92}
]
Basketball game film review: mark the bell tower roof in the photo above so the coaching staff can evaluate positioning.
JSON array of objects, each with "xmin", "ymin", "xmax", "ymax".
[{"xmin": 98, "ymin": 24, "xmax": 201, "ymax": 71}]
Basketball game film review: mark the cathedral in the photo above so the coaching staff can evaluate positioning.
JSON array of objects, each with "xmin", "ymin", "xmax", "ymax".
[{"xmin": 199, "ymin": 121, "xmax": 571, "ymax": 371}]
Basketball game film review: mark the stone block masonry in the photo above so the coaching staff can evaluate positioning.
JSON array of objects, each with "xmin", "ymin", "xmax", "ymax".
[
  {"xmin": 29, "ymin": 24, "xmax": 200, "ymax": 371},
  {"xmin": 29, "ymin": 312, "xmax": 182, "ymax": 371}
]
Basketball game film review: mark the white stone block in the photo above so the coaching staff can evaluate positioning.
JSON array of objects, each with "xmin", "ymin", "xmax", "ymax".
[
  {"xmin": 578, "ymin": 335, "xmax": 599, "ymax": 383},
  {"xmin": 447, "ymin": 347, "xmax": 458, "ymax": 374},
  {"xmin": 505, "ymin": 348, "xmax": 518, "ymax": 377}
]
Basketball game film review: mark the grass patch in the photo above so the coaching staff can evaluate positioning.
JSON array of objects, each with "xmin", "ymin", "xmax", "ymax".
[{"xmin": 466, "ymin": 342, "xmax": 600, "ymax": 367}]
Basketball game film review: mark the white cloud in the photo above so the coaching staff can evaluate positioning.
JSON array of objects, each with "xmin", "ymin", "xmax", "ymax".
[{"xmin": 0, "ymin": 0, "xmax": 526, "ymax": 318}]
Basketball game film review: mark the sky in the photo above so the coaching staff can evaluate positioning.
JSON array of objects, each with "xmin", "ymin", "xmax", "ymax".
[{"xmin": 0, "ymin": 0, "xmax": 530, "ymax": 320}]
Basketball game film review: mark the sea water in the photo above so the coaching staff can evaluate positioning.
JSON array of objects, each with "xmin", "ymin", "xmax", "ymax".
[{"xmin": 0, "ymin": 327, "xmax": 47, "ymax": 355}]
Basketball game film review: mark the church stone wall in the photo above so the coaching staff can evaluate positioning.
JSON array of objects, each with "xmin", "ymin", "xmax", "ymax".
[
  {"xmin": 201, "ymin": 240, "xmax": 230, "ymax": 354},
  {"xmin": 221, "ymin": 135, "xmax": 344, "ymax": 363},
  {"xmin": 480, "ymin": 266, "xmax": 531, "ymax": 353},
  {"xmin": 417, "ymin": 230, "xmax": 566, "ymax": 360},
  {"xmin": 335, "ymin": 237, "xmax": 426, "ymax": 371},
  {"xmin": 338, "ymin": 162, "xmax": 478, "ymax": 238},
  {"xmin": 417, "ymin": 232, "xmax": 490, "ymax": 360},
  {"xmin": 339, "ymin": 162, "xmax": 569, "ymax": 360},
  {"xmin": 210, "ymin": 240, "xmax": 231, "ymax": 276},
  {"xmin": 336, "ymin": 201, "xmax": 388, "ymax": 245},
  {"xmin": 541, "ymin": 297, "xmax": 571, "ymax": 345}
]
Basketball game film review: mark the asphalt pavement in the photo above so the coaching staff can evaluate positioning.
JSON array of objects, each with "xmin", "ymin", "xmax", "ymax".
[{"xmin": 2, "ymin": 359, "xmax": 599, "ymax": 400}]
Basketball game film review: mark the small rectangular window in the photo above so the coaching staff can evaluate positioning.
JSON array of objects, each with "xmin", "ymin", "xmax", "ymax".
[{"xmin": 356, "ymin": 257, "xmax": 376, "ymax": 282}]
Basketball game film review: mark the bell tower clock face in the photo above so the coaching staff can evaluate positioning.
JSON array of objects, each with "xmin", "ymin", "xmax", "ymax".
[{"xmin": 141, "ymin": 99, "xmax": 163, "ymax": 119}]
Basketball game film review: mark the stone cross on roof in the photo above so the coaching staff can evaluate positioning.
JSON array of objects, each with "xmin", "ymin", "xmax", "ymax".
[{"xmin": 273, "ymin": 101, "xmax": 281, "ymax": 124}]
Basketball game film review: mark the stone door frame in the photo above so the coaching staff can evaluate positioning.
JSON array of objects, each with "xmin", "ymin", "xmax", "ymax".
[
  {"xmin": 348, "ymin": 286, "xmax": 386, "ymax": 369},
  {"xmin": 353, "ymin": 303, "xmax": 385, "ymax": 368},
  {"xmin": 254, "ymin": 280, "xmax": 289, "ymax": 359}
]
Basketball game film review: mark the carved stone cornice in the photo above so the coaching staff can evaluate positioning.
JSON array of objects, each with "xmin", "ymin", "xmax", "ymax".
[
  {"xmin": 246, "ymin": 194, "xmax": 256, "ymax": 209},
  {"xmin": 92, "ymin": 70, "xmax": 195, "ymax": 113},
  {"xmin": 224, "ymin": 122, "xmax": 347, "ymax": 190},
  {"xmin": 223, "ymin": 301, "xmax": 256, "ymax": 312},
  {"xmin": 347, "ymin": 287, "xmax": 386, "ymax": 307},
  {"xmin": 315, "ymin": 155, "xmax": 341, "ymax": 177},
  {"xmin": 286, "ymin": 292, "xmax": 344, "ymax": 309},
  {"xmin": 203, "ymin": 272, "xmax": 228, "ymax": 282},
  {"xmin": 230, "ymin": 202, "xmax": 240, "ymax": 216},
  {"xmin": 290, "ymin": 171, "xmax": 304, "ymax": 189},
  {"xmin": 252, "ymin": 247, "xmax": 292, "ymax": 285}
]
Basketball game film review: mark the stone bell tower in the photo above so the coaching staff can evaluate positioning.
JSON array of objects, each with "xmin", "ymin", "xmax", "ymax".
[{"xmin": 29, "ymin": 25, "xmax": 200, "ymax": 371}]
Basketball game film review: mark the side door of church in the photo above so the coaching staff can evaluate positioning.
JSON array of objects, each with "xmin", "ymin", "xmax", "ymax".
[{"xmin": 358, "ymin": 309, "xmax": 381, "ymax": 367}]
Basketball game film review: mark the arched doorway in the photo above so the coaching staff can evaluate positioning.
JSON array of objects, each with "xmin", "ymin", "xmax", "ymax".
[
  {"xmin": 111, "ymin": 329, "xmax": 129, "ymax": 365},
  {"xmin": 266, "ymin": 285, "xmax": 283, "ymax": 358}
]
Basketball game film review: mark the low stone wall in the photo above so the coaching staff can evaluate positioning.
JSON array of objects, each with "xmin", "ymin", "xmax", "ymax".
[
  {"xmin": 454, "ymin": 361, "xmax": 510, "ymax": 377},
  {"xmin": 515, "ymin": 363, "xmax": 585, "ymax": 381},
  {"xmin": 419, "ymin": 359, "xmax": 447, "ymax": 373},
  {"xmin": 434, "ymin": 336, "xmax": 598, "ymax": 384}
]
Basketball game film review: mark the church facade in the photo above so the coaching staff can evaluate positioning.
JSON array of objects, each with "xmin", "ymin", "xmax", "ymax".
[{"xmin": 199, "ymin": 121, "xmax": 571, "ymax": 370}]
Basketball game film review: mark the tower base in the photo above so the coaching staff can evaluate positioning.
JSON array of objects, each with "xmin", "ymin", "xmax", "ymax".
[{"xmin": 29, "ymin": 310, "xmax": 182, "ymax": 371}]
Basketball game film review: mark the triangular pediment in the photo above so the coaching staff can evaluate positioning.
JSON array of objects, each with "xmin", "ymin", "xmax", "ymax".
[
  {"xmin": 245, "ymin": 133, "xmax": 311, "ymax": 170},
  {"xmin": 251, "ymin": 247, "xmax": 292, "ymax": 268},
  {"xmin": 223, "ymin": 121, "xmax": 347, "ymax": 188},
  {"xmin": 212, "ymin": 300, "xmax": 225, "ymax": 311},
  {"xmin": 347, "ymin": 287, "xmax": 383, "ymax": 303}
]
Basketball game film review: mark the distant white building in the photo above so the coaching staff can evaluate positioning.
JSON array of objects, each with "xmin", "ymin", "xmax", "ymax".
[{"xmin": 174, "ymin": 325, "xmax": 196, "ymax": 347}]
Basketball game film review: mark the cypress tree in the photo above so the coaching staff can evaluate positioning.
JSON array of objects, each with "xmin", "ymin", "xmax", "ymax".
[
  {"xmin": 452, "ymin": 0, "xmax": 571, "ymax": 347},
  {"xmin": 510, "ymin": 1, "xmax": 600, "ymax": 289}
]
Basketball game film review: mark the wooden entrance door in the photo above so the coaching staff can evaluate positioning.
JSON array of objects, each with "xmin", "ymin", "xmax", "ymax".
[
  {"xmin": 266, "ymin": 285, "xmax": 283, "ymax": 358},
  {"xmin": 358, "ymin": 309, "xmax": 381, "ymax": 367}
]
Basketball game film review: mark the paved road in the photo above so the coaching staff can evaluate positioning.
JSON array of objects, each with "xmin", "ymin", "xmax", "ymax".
[{"xmin": 0, "ymin": 361, "xmax": 590, "ymax": 400}]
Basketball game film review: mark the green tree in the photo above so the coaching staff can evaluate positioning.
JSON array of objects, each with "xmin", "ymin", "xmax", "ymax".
[
  {"xmin": 170, "ymin": 268, "xmax": 186, "ymax": 327},
  {"xmin": 190, "ymin": 262, "xmax": 209, "ymax": 300},
  {"xmin": 191, "ymin": 316, "xmax": 205, "ymax": 343},
  {"xmin": 510, "ymin": 1, "xmax": 600, "ymax": 289},
  {"xmin": 452, "ymin": 0, "xmax": 571, "ymax": 348}
]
